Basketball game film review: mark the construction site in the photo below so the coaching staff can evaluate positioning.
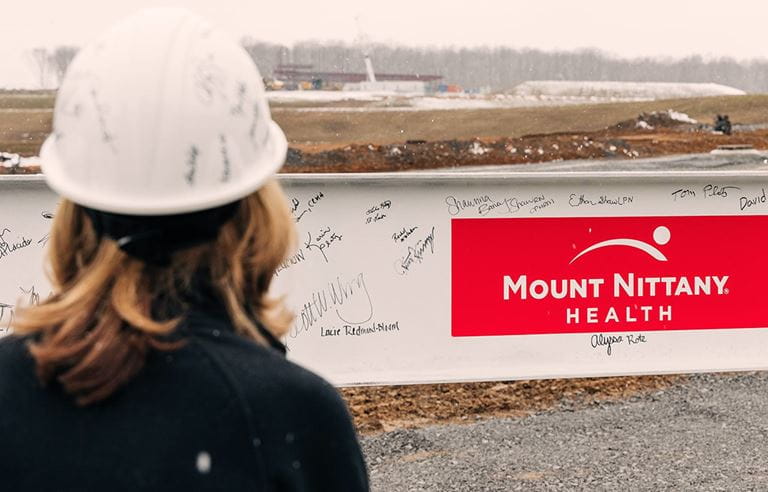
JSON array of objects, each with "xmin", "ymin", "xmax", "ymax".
[{"xmin": 3, "ymin": 90, "xmax": 768, "ymax": 175}]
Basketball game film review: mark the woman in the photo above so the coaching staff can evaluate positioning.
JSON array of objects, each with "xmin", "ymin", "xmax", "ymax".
[{"xmin": 0, "ymin": 8, "xmax": 369, "ymax": 491}]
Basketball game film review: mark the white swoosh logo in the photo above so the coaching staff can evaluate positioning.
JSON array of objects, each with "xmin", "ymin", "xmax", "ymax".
[{"xmin": 570, "ymin": 239, "xmax": 668, "ymax": 264}]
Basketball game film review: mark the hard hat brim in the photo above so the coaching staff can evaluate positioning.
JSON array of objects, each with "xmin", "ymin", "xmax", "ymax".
[{"xmin": 40, "ymin": 121, "xmax": 289, "ymax": 216}]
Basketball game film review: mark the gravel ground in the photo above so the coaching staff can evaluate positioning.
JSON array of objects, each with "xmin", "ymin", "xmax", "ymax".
[{"xmin": 362, "ymin": 372, "xmax": 768, "ymax": 491}]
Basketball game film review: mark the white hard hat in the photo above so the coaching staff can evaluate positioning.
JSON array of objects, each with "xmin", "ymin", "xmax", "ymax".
[{"xmin": 40, "ymin": 8, "xmax": 287, "ymax": 215}]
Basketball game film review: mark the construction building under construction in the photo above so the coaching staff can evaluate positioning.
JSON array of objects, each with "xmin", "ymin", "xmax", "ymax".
[{"xmin": 271, "ymin": 58, "xmax": 443, "ymax": 93}]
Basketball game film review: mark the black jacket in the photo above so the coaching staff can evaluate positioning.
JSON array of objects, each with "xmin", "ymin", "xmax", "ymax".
[{"xmin": 0, "ymin": 307, "xmax": 369, "ymax": 491}]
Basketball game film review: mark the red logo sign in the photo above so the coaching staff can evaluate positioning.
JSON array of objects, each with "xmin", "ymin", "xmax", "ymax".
[{"xmin": 451, "ymin": 216, "xmax": 768, "ymax": 336}]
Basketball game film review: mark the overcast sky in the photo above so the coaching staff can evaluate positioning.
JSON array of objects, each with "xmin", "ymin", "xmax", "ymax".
[{"xmin": 4, "ymin": 0, "xmax": 767, "ymax": 88}]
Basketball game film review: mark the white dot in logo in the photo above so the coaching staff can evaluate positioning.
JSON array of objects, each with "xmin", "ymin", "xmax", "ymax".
[{"xmin": 653, "ymin": 226, "xmax": 671, "ymax": 245}]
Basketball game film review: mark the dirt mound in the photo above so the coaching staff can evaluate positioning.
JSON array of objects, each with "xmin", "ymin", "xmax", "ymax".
[{"xmin": 612, "ymin": 110, "xmax": 699, "ymax": 131}]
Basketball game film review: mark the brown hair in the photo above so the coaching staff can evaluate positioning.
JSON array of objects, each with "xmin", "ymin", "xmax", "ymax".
[{"xmin": 13, "ymin": 179, "xmax": 295, "ymax": 406}]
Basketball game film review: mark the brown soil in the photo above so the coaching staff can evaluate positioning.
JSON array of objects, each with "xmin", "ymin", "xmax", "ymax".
[
  {"xmin": 271, "ymin": 94, "xmax": 768, "ymax": 145},
  {"xmin": 342, "ymin": 375, "xmax": 682, "ymax": 435},
  {"xmin": 282, "ymin": 126, "xmax": 768, "ymax": 173},
  {"xmin": 12, "ymin": 126, "xmax": 764, "ymax": 176},
  {"xmin": 8, "ymin": 123, "xmax": 765, "ymax": 176},
  {"xmin": 0, "ymin": 165, "xmax": 41, "ymax": 174}
]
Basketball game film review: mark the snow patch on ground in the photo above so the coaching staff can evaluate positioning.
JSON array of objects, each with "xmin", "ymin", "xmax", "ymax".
[
  {"xmin": 409, "ymin": 97, "xmax": 500, "ymax": 110},
  {"xmin": 0, "ymin": 152, "xmax": 21, "ymax": 166},
  {"xmin": 636, "ymin": 120, "xmax": 654, "ymax": 130},
  {"xmin": 509, "ymin": 81, "xmax": 746, "ymax": 100},
  {"xmin": 666, "ymin": 110, "xmax": 698, "ymax": 124},
  {"xmin": 468, "ymin": 142, "xmax": 490, "ymax": 155},
  {"xmin": 271, "ymin": 92, "xmax": 655, "ymax": 112},
  {"xmin": 0, "ymin": 152, "xmax": 37, "ymax": 167},
  {"xmin": 267, "ymin": 83, "xmax": 745, "ymax": 113},
  {"xmin": 266, "ymin": 90, "xmax": 391, "ymax": 103}
]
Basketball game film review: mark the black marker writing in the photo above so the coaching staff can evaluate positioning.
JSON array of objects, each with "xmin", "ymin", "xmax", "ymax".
[
  {"xmin": 569, "ymin": 194, "xmax": 634, "ymax": 207},
  {"xmin": 305, "ymin": 228, "xmax": 343, "ymax": 263},
  {"xmin": 0, "ymin": 302, "xmax": 13, "ymax": 334},
  {"xmin": 0, "ymin": 228, "xmax": 32, "ymax": 260},
  {"xmin": 275, "ymin": 248, "xmax": 307, "ymax": 276},
  {"xmin": 395, "ymin": 226, "xmax": 436, "ymax": 275},
  {"xmin": 393, "ymin": 226, "xmax": 418, "ymax": 243},
  {"xmin": 445, "ymin": 195, "xmax": 492, "ymax": 216},
  {"xmin": 703, "ymin": 184, "xmax": 740, "ymax": 199},
  {"xmin": 740, "ymin": 188, "xmax": 767, "ymax": 210},
  {"xmin": 290, "ymin": 192, "xmax": 325, "ymax": 223},
  {"xmin": 220, "ymin": 135, "xmax": 230, "ymax": 183},
  {"xmin": 671, "ymin": 188, "xmax": 695, "ymax": 200},
  {"xmin": 90, "ymin": 88, "xmax": 116, "ymax": 153},
  {"xmin": 39, "ymin": 211, "xmax": 54, "ymax": 245},
  {"xmin": 231, "ymin": 82, "xmax": 246, "ymax": 115},
  {"xmin": 185, "ymin": 145, "xmax": 199, "ymax": 185},
  {"xmin": 194, "ymin": 57, "xmax": 226, "ymax": 104},
  {"xmin": 291, "ymin": 273, "xmax": 374, "ymax": 338}
]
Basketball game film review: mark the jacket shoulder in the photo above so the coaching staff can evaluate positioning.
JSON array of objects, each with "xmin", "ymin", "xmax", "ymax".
[
  {"xmin": 189, "ymin": 329, "xmax": 369, "ymax": 491},
  {"xmin": 0, "ymin": 335, "xmax": 35, "ymax": 373},
  {"xmin": 0, "ymin": 335, "xmax": 41, "ymax": 407}
]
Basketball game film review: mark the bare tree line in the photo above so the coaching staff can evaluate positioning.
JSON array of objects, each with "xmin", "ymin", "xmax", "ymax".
[
  {"xmin": 26, "ymin": 46, "xmax": 79, "ymax": 88},
  {"xmin": 243, "ymin": 40, "xmax": 768, "ymax": 93},
  {"xmin": 30, "ymin": 41, "xmax": 768, "ymax": 93}
]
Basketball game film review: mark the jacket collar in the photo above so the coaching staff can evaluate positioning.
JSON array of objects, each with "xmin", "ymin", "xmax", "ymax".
[{"xmin": 183, "ymin": 303, "xmax": 287, "ymax": 356}]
